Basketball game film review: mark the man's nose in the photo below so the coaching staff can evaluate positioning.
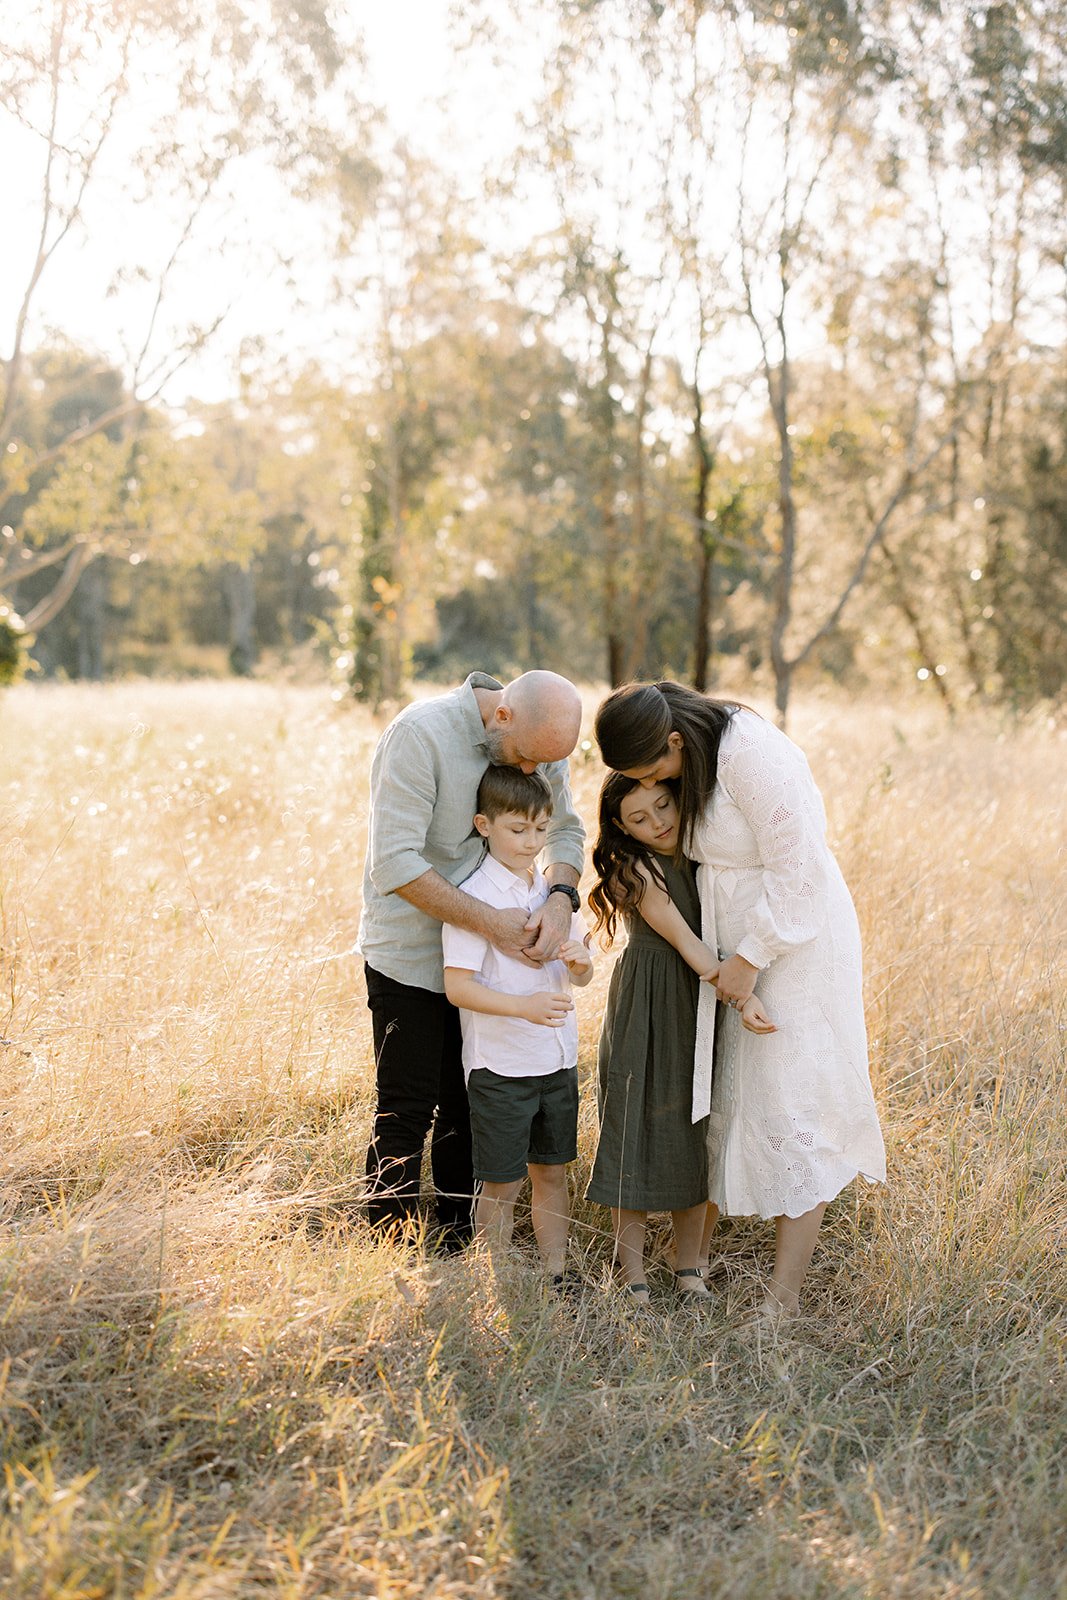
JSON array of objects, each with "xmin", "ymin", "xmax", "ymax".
[{"xmin": 519, "ymin": 761, "xmax": 537, "ymax": 774}]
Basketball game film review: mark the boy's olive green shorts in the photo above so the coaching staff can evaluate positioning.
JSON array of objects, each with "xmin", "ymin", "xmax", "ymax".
[{"xmin": 467, "ymin": 1066, "xmax": 579, "ymax": 1183}]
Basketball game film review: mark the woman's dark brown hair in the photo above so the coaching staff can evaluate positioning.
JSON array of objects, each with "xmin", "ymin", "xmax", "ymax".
[
  {"xmin": 594, "ymin": 680, "xmax": 739, "ymax": 861},
  {"xmin": 588, "ymin": 772, "xmax": 671, "ymax": 944}
]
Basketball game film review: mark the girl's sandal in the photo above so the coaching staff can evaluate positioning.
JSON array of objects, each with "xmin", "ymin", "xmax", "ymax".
[
  {"xmin": 623, "ymin": 1281, "xmax": 652, "ymax": 1311},
  {"xmin": 674, "ymin": 1268, "xmax": 711, "ymax": 1300}
]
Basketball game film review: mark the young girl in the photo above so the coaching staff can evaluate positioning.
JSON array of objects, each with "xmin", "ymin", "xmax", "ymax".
[{"xmin": 586, "ymin": 774, "xmax": 773, "ymax": 1307}]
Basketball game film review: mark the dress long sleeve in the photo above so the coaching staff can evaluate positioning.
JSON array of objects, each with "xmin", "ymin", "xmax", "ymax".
[{"xmin": 714, "ymin": 716, "xmax": 830, "ymax": 969}]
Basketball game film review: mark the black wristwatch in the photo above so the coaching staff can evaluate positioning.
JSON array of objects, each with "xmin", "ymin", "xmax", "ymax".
[{"xmin": 547, "ymin": 883, "xmax": 581, "ymax": 913}]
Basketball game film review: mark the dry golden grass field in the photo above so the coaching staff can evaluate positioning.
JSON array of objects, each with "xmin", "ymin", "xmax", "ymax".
[{"xmin": 0, "ymin": 681, "xmax": 1064, "ymax": 1600}]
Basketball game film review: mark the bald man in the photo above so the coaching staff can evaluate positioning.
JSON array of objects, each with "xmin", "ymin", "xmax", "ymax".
[{"xmin": 359, "ymin": 670, "xmax": 586, "ymax": 1248}]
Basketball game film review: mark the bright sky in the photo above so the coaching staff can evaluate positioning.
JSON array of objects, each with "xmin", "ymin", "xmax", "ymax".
[
  {"xmin": 3, "ymin": 2, "xmax": 1059, "ymax": 416},
  {"xmin": 2, "ymin": 2, "xmax": 482, "ymax": 408}
]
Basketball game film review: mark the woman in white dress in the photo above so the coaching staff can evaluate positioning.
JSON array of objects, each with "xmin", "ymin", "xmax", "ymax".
[{"xmin": 595, "ymin": 681, "xmax": 885, "ymax": 1320}]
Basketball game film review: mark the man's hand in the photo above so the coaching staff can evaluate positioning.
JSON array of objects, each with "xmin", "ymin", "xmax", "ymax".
[
  {"xmin": 522, "ymin": 891, "xmax": 573, "ymax": 963},
  {"xmin": 487, "ymin": 907, "xmax": 542, "ymax": 959},
  {"xmin": 520, "ymin": 990, "xmax": 574, "ymax": 1027}
]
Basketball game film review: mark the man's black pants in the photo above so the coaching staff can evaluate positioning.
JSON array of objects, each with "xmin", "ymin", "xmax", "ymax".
[{"xmin": 363, "ymin": 962, "xmax": 474, "ymax": 1245}]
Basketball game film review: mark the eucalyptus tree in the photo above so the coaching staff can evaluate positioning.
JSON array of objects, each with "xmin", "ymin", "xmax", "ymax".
[{"xmin": 0, "ymin": 0, "xmax": 367, "ymax": 655}]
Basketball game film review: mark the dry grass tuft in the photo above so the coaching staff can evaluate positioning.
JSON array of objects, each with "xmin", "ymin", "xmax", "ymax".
[{"xmin": 1, "ymin": 682, "xmax": 1064, "ymax": 1598}]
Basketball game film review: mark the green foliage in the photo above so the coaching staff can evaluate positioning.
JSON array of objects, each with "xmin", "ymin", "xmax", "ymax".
[{"xmin": 0, "ymin": 616, "xmax": 22, "ymax": 686}]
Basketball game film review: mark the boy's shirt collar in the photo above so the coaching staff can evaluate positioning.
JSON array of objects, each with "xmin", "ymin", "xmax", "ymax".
[{"xmin": 479, "ymin": 850, "xmax": 545, "ymax": 902}]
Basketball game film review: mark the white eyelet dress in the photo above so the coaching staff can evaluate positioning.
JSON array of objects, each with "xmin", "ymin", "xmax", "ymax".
[{"xmin": 691, "ymin": 710, "xmax": 886, "ymax": 1220}]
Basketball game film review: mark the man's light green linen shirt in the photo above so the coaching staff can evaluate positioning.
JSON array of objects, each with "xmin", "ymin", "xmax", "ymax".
[{"xmin": 358, "ymin": 672, "xmax": 586, "ymax": 992}]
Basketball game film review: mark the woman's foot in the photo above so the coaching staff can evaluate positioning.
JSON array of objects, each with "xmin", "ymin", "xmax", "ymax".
[{"xmin": 760, "ymin": 1280, "xmax": 800, "ymax": 1322}]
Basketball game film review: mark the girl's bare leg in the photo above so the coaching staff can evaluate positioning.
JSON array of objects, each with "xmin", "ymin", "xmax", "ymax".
[
  {"xmin": 765, "ymin": 1202, "xmax": 827, "ymax": 1319},
  {"xmin": 611, "ymin": 1208, "xmax": 649, "ymax": 1298},
  {"xmin": 671, "ymin": 1203, "xmax": 712, "ymax": 1296},
  {"xmin": 475, "ymin": 1178, "xmax": 524, "ymax": 1268},
  {"xmin": 528, "ymin": 1163, "xmax": 570, "ymax": 1278},
  {"xmin": 698, "ymin": 1202, "xmax": 719, "ymax": 1273}
]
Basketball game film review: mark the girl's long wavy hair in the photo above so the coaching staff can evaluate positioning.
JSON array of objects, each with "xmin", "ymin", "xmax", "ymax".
[
  {"xmin": 594, "ymin": 680, "xmax": 741, "ymax": 863},
  {"xmin": 588, "ymin": 772, "xmax": 671, "ymax": 945}
]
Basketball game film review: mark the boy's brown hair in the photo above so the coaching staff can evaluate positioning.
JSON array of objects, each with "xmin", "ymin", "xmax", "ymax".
[{"xmin": 476, "ymin": 764, "xmax": 554, "ymax": 821}]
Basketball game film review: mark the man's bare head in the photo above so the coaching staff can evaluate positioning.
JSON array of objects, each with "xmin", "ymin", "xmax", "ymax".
[{"xmin": 484, "ymin": 671, "xmax": 583, "ymax": 772}]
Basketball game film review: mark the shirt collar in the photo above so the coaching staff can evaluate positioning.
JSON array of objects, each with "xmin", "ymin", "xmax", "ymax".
[
  {"xmin": 479, "ymin": 851, "xmax": 545, "ymax": 904},
  {"xmin": 461, "ymin": 671, "xmax": 504, "ymax": 755}
]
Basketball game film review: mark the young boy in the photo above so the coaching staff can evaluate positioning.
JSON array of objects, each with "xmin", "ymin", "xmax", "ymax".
[{"xmin": 442, "ymin": 765, "xmax": 593, "ymax": 1284}]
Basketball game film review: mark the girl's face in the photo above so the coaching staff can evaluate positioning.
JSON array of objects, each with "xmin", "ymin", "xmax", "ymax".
[
  {"xmin": 617, "ymin": 783, "xmax": 680, "ymax": 854},
  {"xmin": 619, "ymin": 730, "xmax": 684, "ymax": 787}
]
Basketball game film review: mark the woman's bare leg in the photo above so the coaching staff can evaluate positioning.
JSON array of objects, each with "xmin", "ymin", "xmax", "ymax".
[{"xmin": 765, "ymin": 1201, "xmax": 827, "ymax": 1319}]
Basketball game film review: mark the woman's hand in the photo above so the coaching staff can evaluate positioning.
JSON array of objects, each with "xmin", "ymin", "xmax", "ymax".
[{"xmin": 714, "ymin": 952, "xmax": 759, "ymax": 1009}]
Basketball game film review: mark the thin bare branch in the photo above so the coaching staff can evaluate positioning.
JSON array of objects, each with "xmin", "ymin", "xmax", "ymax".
[
  {"xmin": 18, "ymin": 541, "xmax": 96, "ymax": 632},
  {"xmin": 792, "ymin": 428, "xmax": 959, "ymax": 671}
]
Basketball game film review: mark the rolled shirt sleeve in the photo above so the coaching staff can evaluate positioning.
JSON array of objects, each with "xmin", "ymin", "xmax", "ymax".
[
  {"xmin": 365, "ymin": 721, "xmax": 440, "ymax": 896},
  {"xmin": 542, "ymin": 758, "xmax": 586, "ymax": 877}
]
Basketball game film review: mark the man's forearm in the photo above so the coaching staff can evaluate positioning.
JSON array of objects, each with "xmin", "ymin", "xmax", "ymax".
[
  {"xmin": 395, "ymin": 869, "xmax": 497, "ymax": 936},
  {"xmin": 545, "ymin": 863, "xmax": 580, "ymax": 889}
]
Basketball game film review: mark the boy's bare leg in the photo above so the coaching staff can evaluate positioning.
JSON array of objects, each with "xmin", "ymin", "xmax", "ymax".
[
  {"xmin": 765, "ymin": 1201, "xmax": 827, "ymax": 1319},
  {"xmin": 475, "ymin": 1179, "xmax": 524, "ymax": 1268},
  {"xmin": 611, "ymin": 1207, "xmax": 649, "ymax": 1296},
  {"xmin": 528, "ymin": 1163, "xmax": 570, "ymax": 1278}
]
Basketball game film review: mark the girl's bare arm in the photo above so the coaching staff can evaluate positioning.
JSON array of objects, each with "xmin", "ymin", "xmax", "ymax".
[{"xmin": 632, "ymin": 866, "xmax": 718, "ymax": 978}]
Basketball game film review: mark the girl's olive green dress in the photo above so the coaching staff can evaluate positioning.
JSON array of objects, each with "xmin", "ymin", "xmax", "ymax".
[{"xmin": 587, "ymin": 857, "xmax": 709, "ymax": 1212}]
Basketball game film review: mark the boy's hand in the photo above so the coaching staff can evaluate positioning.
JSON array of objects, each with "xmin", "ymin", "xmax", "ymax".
[
  {"xmin": 520, "ymin": 990, "xmax": 574, "ymax": 1027},
  {"xmin": 558, "ymin": 939, "xmax": 592, "ymax": 977},
  {"xmin": 739, "ymin": 995, "xmax": 777, "ymax": 1034}
]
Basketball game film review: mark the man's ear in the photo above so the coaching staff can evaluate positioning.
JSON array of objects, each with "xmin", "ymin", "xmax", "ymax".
[
  {"xmin": 492, "ymin": 702, "xmax": 513, "ymax": 726},
  {"xmin": 474, "ymin": 813, "xmax": 490, "ymax": 838}
]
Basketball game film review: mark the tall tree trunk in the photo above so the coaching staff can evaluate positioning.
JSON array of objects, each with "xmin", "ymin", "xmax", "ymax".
[
  {"xmin": 692, "ymin": 378, "xmax": 715, "ymax": 692},
  {"xmin": 622, "ymin": 344, "xmax": 655, "ymax": 681},
  {"xmin": 768, "ymin": 356, "xmax": 798, "ymax": 729},
  {"xmin": 75, "ymin": 559, "xmax": 107, "ymax": 680},
  {"xmin": 223, "ymin": 562, "xmax": 257, "ymax": 676},
  {"xmin": 881, "ymin": 543, "xmax": 955, "ymax": 713}
]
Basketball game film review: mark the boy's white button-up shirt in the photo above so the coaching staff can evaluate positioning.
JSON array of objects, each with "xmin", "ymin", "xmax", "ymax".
[{"xmin": 442, "ymin": 854, "xmax": 586, "ymax": 1081}]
